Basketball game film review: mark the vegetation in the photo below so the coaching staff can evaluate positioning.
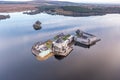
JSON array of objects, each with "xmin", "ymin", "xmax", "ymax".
[
  {"xmin": 0, "ymin": 4, "xmax": 36, "ymax": 13},
  {"xmin": 35, "ymin": 5, "xmax": 120, "ymax": 16},
  {"xmin": 36, "ymin": 6, "xmax": 58, "ymax": 12},
  {"xmin": 60, "ymin": 6, "xmax": 91, "ymax": 13},
  {"xmin": 62, "ymin": 34, "xmax": 70, "ymax": 40},
  {"xmin": 1, "ymin": 1, "xmax": 120, "ymax": 16},
  {"xmin": 54, "ymin": 34, "xmax": 70, "ymax": 41},
  {"xmin": 0, "ymin": 15, "xmax": 10, "ymax": 20},
  {"xmin": 46, "ymin": 40, "xmax": 52, "ymax": 48},
  {"xmin": 60, "ymin": 6, "xmax": 120, "ymax": 13}
]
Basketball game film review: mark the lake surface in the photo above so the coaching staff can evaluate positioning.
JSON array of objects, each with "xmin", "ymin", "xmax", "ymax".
[{"xmin": 0, "ymin": 12, "xmax": 120, "ymax": 80}]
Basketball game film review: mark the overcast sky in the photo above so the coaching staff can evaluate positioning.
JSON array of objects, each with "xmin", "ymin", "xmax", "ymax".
[
  {"xmin": 59, "ymin": 0, "xmax": 120, "ymax": 4},
  {"xmin": 2, "ymin": 0, "xmax": 120, "ymax": 4}
]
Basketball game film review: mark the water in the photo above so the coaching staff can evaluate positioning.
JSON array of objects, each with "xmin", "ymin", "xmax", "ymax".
[{"xmin": 0, "ymin": 12, "xmax": 120, "ymax": 80}]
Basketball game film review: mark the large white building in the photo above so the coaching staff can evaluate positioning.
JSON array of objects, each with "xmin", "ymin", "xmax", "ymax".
[{"xmin": 52, "ymin": 34, "xmax": 74, "ymax": 56}]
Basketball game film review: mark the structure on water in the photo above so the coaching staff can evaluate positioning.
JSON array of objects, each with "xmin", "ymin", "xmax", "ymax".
[
  {"xmin": 52, "ymin": 33, "xmax": 74, "ymax": 56},
  {"xmin": 32, "ymin": 29, "xmax": 101, "ymax": 61},
  {"xmin": 33, "ymin": 20, "xmax": 42, "ymax": 30},
  {"xmin": 75, "ymin": 29, "xmax": 101, "ymax": 46},
  {"xmin": 32, "ymin": 40, "xmax": 53, "ymax": 60}
]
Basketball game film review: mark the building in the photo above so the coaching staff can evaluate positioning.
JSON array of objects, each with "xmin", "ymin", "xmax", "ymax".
[
  {"xmin": 75, "ymin": 29, "xmax": 101, "ymax": 46},
  {"xmin": 32, "ymin": 40, "xmax": 53, "ymax": 60},
  {"xmin": 52, "ymin": 33, "xmax": 74, "ymax": 56}
]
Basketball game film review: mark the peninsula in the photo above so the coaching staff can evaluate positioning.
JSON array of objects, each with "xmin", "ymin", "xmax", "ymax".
[
  {"xmin": 0, "ymin": 1, "xmax": 120, "ymax": 17},
  {"xmin": 0, "ymin": 15, "xmax": 10, "ymax": 20},
  {"xmin": 35, "ymin": 5, "xmax": 120, "ymax": 16}
]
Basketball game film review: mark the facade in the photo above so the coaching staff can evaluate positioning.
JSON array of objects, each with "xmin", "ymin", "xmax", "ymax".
[
  {"xmin": 75, "ymin": 29, "xmax": 100, "ymax": 46},
  {"xmin": 52, "ymin": 33, "xmax": 74, "ymax": 56},
  {"xmin": 32, "ymin": 40, "xmax": 53, "ymax": 60}
]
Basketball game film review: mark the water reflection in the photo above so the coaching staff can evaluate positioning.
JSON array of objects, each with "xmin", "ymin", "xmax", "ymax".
[
  {"xmin": 34, "ymin": 27, "xmax": 42, "ymax": 30},
  {"xmin": 35, "ymin": 42, "xmax": 98, "ymax": 61},
  {"xmin": 54, "ymin": 55, "xmax": 66, "ymax": 60},
  {"xmin": 74, "ymin": 41, "xmax": 91, "ymax": 48}
]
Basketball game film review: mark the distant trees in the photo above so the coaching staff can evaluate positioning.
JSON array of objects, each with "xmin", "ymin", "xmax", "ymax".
[
  {"xmin": 60, "ymin": 6, "xmax": 91, "ymax": 13},
  {"xmin": 35, "ymin": 5, "xmax": 120, "ymax": 16}
]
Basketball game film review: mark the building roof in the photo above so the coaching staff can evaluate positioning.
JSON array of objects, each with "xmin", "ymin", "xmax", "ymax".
[{"xmin": 56, "ymin": 38, "xmax": 64, "ymax": 43}]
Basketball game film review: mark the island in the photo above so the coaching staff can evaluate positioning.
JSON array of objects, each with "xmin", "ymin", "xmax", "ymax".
[
  {"xmin": 32, "ymin": 29, "xmax": 101, "ymax": 61},
  {"xmin": 0, "ymin": 15, "xmax": 10, "ymax": 20},
  {"xmin": 33, "ymin": 20, "xmax": 42, "ymax": 30}
]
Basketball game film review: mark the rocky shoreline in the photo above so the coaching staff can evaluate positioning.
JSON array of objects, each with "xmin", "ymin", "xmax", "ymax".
[{"xmin": 0, "ymin": 15, "xmax": 10, "ymax": 20}]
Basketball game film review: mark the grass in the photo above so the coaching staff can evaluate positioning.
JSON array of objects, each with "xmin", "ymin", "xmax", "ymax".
[
  {"xmin": 46, "ymin": 40, "xmax": 52, "ymax": 48},
  {"xmin": 54, "ymin": 34, "xmax": 70, "ymax": 41},
  {"xmin": 62, "ymin": 34, "xmax": 70, "ymax": 40}
]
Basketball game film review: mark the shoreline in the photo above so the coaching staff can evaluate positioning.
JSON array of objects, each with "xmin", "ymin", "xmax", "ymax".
[
  {"xmin": 0, "ymin": 3, "xmax": 120, "ymax": 17},
  {"xmin": 0, "ymin": 15, "xmax": 10, "ymax": 20},
  {"xmin": 25, "ymin": 6, "xmax": 120, "ymax": 17},
  {"xmin": 0, "ymin": 4, "xmax": 37, "ymax": 20}
]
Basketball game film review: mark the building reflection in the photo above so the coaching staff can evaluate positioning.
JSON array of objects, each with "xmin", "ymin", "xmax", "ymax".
[
  {"xmin": 54, "ymin": 55, "xmax": 66, "ymax": 60},
  {"xmin": 74, "ymin": 41, "xmax": 96, "ymax": 48}
]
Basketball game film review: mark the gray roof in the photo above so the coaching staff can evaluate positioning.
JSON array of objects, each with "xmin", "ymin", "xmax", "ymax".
[{"xmin": 56, "ymin": 38, "xmax": 64, "ymax": 43}]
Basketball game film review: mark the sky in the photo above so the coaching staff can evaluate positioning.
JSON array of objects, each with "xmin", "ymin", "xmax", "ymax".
[
  {"xmin": 58, "ymin": 0, "xmax": 120, "ymax": 4},
  {"xmin": 2, "ymin": 0, "xmax": 32, "ymax": 1},
  {"xmin": 1, "ymin": 0, "xmax": 120, "ymax": 4}
]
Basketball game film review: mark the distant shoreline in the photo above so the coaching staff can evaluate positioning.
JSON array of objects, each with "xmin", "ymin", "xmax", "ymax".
[
  {"xmin": 0, "ymin": 2, "xmax": 120, "ymax": 17},
  {"xmin": 0, "ymin": 15, "xmax": 10, "ymax": 20},
  {"xmin": 0, "ymin": 4, "xmax": 37, "ymax": 20},
  {"xmin": 25, "ymin": 5, "xmax": 120, "ymax": 17},
  {"xmin": 0, "ymin": 4, "xmax": 37, "ymax": 13},
  {"xmin": 32, "ymin": 6, "xmax": 120, "ymax": 17}
]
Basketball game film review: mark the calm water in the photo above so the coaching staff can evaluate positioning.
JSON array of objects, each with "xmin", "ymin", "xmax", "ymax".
[{"xmin": 0, "ymin": 12, "xmax": 120, "ymax": 80}]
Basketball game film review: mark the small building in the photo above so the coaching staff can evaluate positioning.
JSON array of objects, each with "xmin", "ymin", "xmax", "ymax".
[
  {"xmin": 75, "ymin": 29, "xmax": 101, "ymax": 46},
  {"xmin": 32, "ymin": 40, "xmax": 53, "ymax": 60}
]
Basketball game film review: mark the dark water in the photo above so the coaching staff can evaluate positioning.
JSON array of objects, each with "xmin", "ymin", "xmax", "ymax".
[{"xmin": 0, "ymin": 12, "xmax": 120, "ymax": 80}]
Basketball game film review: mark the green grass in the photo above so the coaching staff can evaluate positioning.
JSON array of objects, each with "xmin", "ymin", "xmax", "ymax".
[
  {"xmin": 54, "ymin": 34, "xmax": 70, "ymax": 41},
  {"xmin": 62, "ymin": 34, "xmax": 70, "ymax": 40},
  {"xmin": 46, "ymin": 41, "xmax": 52, "ymax": 48}
]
